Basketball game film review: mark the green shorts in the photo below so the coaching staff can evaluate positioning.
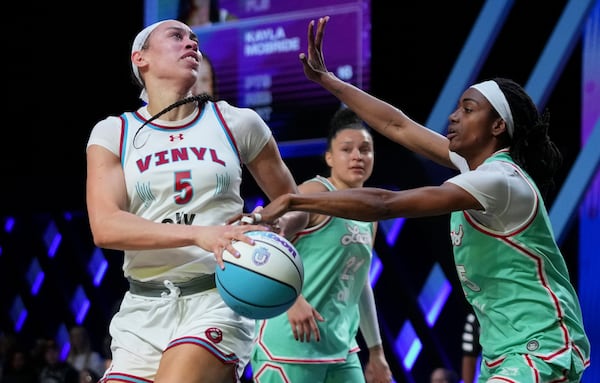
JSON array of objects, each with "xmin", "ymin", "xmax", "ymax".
[
  {"xmin": 481, "ymin": 352, "xmax": 587, "ymax": 383},
  {"xmin": 251, "ymin": 352, "xmax": 364, "ymax": 383}
]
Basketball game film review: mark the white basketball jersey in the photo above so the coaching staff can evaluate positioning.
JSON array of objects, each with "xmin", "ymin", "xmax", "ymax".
[{"xmin": 87, "ymin": 101, "xmax": 271, "ymax": 282}]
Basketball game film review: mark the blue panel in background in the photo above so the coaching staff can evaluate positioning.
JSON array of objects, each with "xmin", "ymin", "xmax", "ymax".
[
  {"xmin": 89, "ymin": 248, "xmax": 108, "ymax": 287},
  {"xmin": 70, "ymin": 286, "xmax": 90, "ymax": 325},
  {"xmin": 43, "ymin": 220, "xmax": 62, "ymax": 259},
  {"xmin": 370, "ymin": 250, "xmax": 383, "ymax": 286},
  {"xmin": 395, "ymin": 320, "xmax": 422, "ymax": 371},
  {"xmin": 426, "ymin": 0, "xmax": 514, "ymax": 134},
  {"xmin": 417, "ymin": 263, "xmax": 452, "ymax": 328},
  {"xmin": 573, "ymin": 3, "xmax": 600, "ymax": 381},
  {"xmin": 3, "ymin": 216, "xmax": 15, "ymax": 233},
  {"xmin": 26, "ymin": 257, "xmax": 44, "ymax": 296},
  {"xmin": 10, "ymin": 296, "xmax": 27, "ymax": 332}
]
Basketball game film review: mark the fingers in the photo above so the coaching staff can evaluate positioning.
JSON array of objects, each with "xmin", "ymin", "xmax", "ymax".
[
  {"xmin": 291, "ymin": 319, "xmax": 321, "ymax": 342},
  {"xmin": 215, "ymin": 248, "xmax": 226, "ymax": 270},
  {"xmin": 312, "ymin": 321, "xmax": 321, "ymax": 342},
  {"xmin": 236, "ymin": 225, "xmax": 264, "ymax": 243},
  {"xmin": 226, "ymin": 213, "xmax": 244, "ymax": 225},
  {"xmin": 240, "ymin": 215, "xmax": 254, "ymax": 224},
  {"xmin": 307, "ymin": 19, "xmax": 315, "ymax": 48},
  {"xmin": 315, "ymin": 16, "xmax": 328, "ymax": 51},
  {"xmin": 306, "ymin": 17, "xmax": 327, "ymax": 53}
]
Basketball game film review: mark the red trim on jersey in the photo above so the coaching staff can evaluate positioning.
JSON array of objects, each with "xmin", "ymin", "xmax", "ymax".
[
  {"xmin": 290, "ymin": 216, "xmax": 333, "ymax": 243},
  {"xmin": 461, "ymin": 160, "xmax": 573, "ymax": 362},
  {"xmin": 118, "ymin": 115, "xmax": 126, "ymax": 159},
  {"xmin": 132, "ymin": 107, "xmax": 201, "ymax": 130},
  {"xmin": 212, "ymin": 102, "xmax": 242, "ymax": 162}
]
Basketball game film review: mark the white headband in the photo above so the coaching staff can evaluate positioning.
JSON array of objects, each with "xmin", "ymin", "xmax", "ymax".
[
  {"xmin": 470, "ymin": 80, "xmax": 514, "ymax": 138},
  {"xmin": 131, "ymin": 20, "xmax": 173, "ymax": 102}
]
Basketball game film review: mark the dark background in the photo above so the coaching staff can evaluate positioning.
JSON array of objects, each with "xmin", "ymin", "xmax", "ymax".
[
  {"xmin": 0, "ymin": 1, "xmax": 581, "ymax": 214},
  {"xmin": 0, "ymin": 1, "xmax": 587, "ymax": 382}
]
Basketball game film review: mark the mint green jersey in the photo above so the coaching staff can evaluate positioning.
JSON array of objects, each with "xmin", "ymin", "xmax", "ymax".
[
  {"xmin": 449, "ymin": 151, "xmax": 590, "ymax": 374},
  {"xmin": 253, "ymin": 176, "xmax": 375, "ymax": 363}
]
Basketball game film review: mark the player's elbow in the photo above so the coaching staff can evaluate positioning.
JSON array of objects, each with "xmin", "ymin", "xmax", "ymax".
[{"xmin": 88, "ymin": 216, "xmax": 118, "ymax": 249}]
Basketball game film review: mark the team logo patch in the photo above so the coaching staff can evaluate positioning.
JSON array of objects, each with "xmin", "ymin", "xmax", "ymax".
[
  {"xmin": 526, "ymin": 340, "xmax": 539, "ymax": 351},
  {"xmin": 205, "ymin": 327, "xmax": 223, "ymax": 343}
]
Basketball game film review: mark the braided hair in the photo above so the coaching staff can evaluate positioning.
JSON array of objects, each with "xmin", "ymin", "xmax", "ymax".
[
  {"xmin": 495, "ymin": 78, "xmax": 563, "ymax": 198},
  {"xmin": 133, "ymin": 93, "xmax": 211, "ymax": 149}
]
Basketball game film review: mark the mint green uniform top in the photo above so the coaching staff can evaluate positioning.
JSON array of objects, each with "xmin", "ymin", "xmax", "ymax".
[
  {"xmin": 448, "ymin": 151, "xmax": 590, "ymax": 373},
  {"xmin": 253, "ymin": 176, "xmax": 375, "ymax": 363}
]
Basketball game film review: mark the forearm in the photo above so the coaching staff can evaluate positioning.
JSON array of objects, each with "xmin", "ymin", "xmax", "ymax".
[
  {"xmin": 287, "ymin": 188, "xmax": 396, "ymax": 222},
  {"xmin": 317, "ymin": 72, "xmax": 452, "ymax": 167},
  {"xmin": 89, "ymin": 209, "xmax": 198, "ymax": 251},
  {"xmin": 317, "ymin": 72, "xmax": 407, "ymax": 138},
  {"xmin": 461, "ymin": 356, "xmax": 478, "ymax": 383}
]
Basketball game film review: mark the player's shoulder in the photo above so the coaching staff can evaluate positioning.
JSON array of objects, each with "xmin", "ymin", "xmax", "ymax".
[
  {"xmin": 214, "ymin": 100, "xmax": 261, "ymax": 119},
  {"xmin": 299, "ymin": 177, "xmax": 329, "ymax": 193},
  {"xmin": 92, "ymin": 114, "xmax": 124, "ymax": 130}
]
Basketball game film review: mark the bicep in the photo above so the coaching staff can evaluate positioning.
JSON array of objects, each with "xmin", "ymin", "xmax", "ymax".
[
  {"xmin": 86, "ymin": 145, "xmax": 128, "ymax": 228},
  {"xmin": 246, "ymin": 137, "xmax": 298, "ymax": 201}
]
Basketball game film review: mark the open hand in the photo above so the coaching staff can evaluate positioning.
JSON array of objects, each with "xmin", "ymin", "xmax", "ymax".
[{"xmin": 299, "ymin": 16, "xmax": 330, "ymax": 82}]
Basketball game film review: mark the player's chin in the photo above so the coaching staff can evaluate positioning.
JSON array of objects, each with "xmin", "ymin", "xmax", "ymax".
[{"xmin": 347, "ymin": 172, "xmax": 370, "ymax": 186}]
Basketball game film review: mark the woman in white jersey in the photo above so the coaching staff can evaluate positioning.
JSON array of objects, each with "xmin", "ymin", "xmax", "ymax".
[
  {"xmin": 246, "ymin": 17, "xmax": 591, "ymax": 383},
  {"xmin": 86, "ymin": 19, "xmax": 307, "ymax": 383}
]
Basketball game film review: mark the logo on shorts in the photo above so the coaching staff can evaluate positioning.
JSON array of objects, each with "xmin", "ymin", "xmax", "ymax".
[
  {"xmin": 205, "ymin": 327, "xmax": 223, "ymax": 344},
  {"xmin": 526, "ymin": 340, "xmax": 539, "ymax": 351}
]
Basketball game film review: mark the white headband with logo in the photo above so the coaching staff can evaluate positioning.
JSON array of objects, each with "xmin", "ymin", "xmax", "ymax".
[
  {"xmin": 131, "ymin": 20, "xmax": 172, "ymax": 102},
  {"xmin": 470, "ymin": 80, "xmax": 514, "ymax": 138}
]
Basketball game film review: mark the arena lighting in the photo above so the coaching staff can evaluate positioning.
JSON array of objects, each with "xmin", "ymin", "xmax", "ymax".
[
  {"xmin": 9, "ymin": 295, "xmax": 27, "ymax": 332},
  {"xmin": 43, "ymin": 219, "xmax": 62, "ymax": 258},
  {"xmin": 4, "ymin": 216, "xmax": 15, "ymax": 233},
  {"xmin": 551, "ymin": 119, "xmax": 600, "ymax": 240},
  {"xmin": 88, "ymin": 247, "xmax": 108, "ymax": 287},
  {"xmin": 426, "ymin": 0, "xmax": 514, "ymax": 134},
  {"xmin": 418, "ymin": 263, "xmax": 452, "ymax": 328},
  {"xmin": 382, "ymin": 0, "xmax": 514, "ymax": 249},
  {"xmin": 370, "ymin": 250, "xmax": 383, "ymax": 287},
  {"xmin": 70, "ymin": 285, "xmax": 90, "ymax": 325},
  {"xmin": 525, "ymin": 0, "xmax": 596, "ymax": 108},
  {"xmin": 394, "ymin": 320, "xmax": 422, "ymax": 371},
  {"xmin": 278, "ymin": 138, "xmax": 327, "ymax": 159},
  {"xmin": 379, "ymin": 218, "xmax": 405, "ymax": 247},
  {"xmin": 26, "ymin": 257, "xmax": 44, "ymax": 296},
  {"xmin": 56, "ymin": 324, "xmax": 70, "ymax": 361},
  {"xmin": 572, "ymin": 4, "xmax": 600, "ymax": 381},
  {"xmin": 526, "ymin": 0, "xmax": 598, "ymax": 242},
  {"xmin": 246, "ymin": 196, "xmax": 265, "ymax": 213}
]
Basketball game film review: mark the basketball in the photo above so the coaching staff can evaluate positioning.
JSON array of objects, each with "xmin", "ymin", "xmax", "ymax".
[{"xmin": 216, "ymin": 231, "xmax": 304, "ymax": 319}]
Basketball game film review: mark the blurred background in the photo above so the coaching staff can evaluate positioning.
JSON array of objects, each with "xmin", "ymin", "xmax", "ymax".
[{"xmin": 1, "ymin": 1, "xmax": 599, "ymax": 382}]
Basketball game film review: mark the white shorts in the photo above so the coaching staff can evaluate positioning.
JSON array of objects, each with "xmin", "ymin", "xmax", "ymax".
[{"xmin": 102, "ymin": 284, "xmax": 255, "ymax": 382}]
